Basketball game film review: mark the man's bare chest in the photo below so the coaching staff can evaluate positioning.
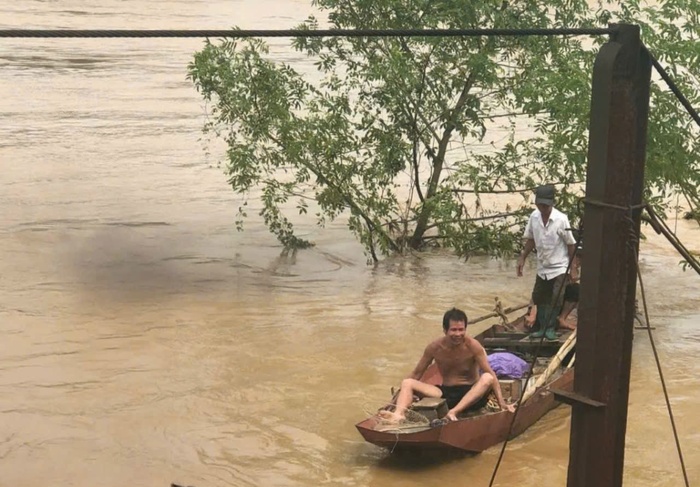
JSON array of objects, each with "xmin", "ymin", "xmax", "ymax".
[{"xmin": 435, "ymin": 347, "xmax": 475, "ymax": 369}]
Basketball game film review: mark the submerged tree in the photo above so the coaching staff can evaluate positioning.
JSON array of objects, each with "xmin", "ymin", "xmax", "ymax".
[{"xmin": 188, "ymin": 0, "xmax": 700, "ymax": 263}]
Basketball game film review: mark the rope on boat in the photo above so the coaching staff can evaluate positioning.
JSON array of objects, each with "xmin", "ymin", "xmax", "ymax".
[{"xmin": 470, "ymin": 301, "xmax": 529, "ymax": 325}]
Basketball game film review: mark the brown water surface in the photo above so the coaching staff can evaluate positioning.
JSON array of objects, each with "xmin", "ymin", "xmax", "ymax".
[{"xmin": 1, "ymin": 2, "xmax": 698, "ymax": 486}]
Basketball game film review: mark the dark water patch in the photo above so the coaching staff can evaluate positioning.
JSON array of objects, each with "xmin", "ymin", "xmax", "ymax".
[
  {"xmin": 94, "ymin": 333, "xmax": 145, "ymax": 341},
  {"xmin": 103, "ymin": 221, "xmax": 171, "ymax": 228},
  {"xmin": 192, "ymin": 278, "xmax": 227, "ymax": 285},
  {"xmin": 31, "ymin": 380, "xmax": 103, "ymax": 390},
  {"xmin": 17, "ymin": 218, "xmax": 100, "ymax": 228},
  {"xmin": 5, "ymin": 350, "xmax": 80, "ymax": 363},
  {"xmin": 0, "ymin": 305, "xmax": 34, "ymax": 315},
  {"xmin": 171, "ymin": 161, "xmax": 204, "ymax": 168},
  {"xmin": 250, "ymin": 269, "xmax": 299, "ymax": 278},
  {"xmin": 17, "ymin": 227, "xmax": 50, "ymax": 233},
  {"xmin": 33, "ymin": 281, "xmax": 70, "ymax": 289},
  {"xmin": 161, "ymin": 254, "xmax": 197, "ymax": 262},
  {"xmin": 55, "ymin": 10, "xmax": 114, "ymax": 16},
  {"xmin": 192, "ymin": 257, "xmax": 231, "ymax": 265},
  {"xmin": 11, "ymin": 224, "xmax": 98, "ymax": 234},
  {"xmin": 59, "ymin": 228, "xmax": 242, "ymax": 304},
  {"xmin": 0, "ymin": 53, "xmax": 115, "ymax": 71}
]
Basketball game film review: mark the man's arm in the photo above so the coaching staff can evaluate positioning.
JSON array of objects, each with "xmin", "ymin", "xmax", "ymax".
[
  {"xmin": 407, "ymin": 346, "xmax": 434, "ymax": 381},
  {"xmin": 517, "ymin": 238, "xmax": 536, "ymax": 277},
  {"xmin": 561, "ymin": 216, "xmax": 578, "ymax": 281},
  {"xmin": 474, "ymin": 346, "xmax": 516, "ymax": 412}
]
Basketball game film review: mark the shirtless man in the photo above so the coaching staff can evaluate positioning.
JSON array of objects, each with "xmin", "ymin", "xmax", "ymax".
[{"xmin": 384, "ymin": 308, "xmax": 515, "ymax": 423}]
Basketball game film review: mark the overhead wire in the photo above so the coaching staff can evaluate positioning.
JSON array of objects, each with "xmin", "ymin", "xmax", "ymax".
[{"xmin": 0, "ymin": 27, "xmax": 615, "ymax": 39}]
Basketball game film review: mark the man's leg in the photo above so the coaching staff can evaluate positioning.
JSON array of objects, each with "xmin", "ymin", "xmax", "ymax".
[
  {"xmin": 530, "ymin": 275, "xmax": 554, "ymax": 337},
  {"xmin": 558, "ymin": 300, "xmax": 578, "ymax": 330},
  {"xmin": 536, "ymin": 304, "xmax": 560, "ymax": 340},
  {"xmin": 525, "ymin": 302, "xmax": 537, "ymax": 329},
  {"xmin": 541, "ymin": 274, "xmax": 568, "ymax": 340},
  {"xmin": 445, "ymin": 373, "xmax": 495, "ymax": 421},
  {"xmin": 558, "ymin": 282, "xmax": 579, "ymax": 330},
  {"xmin": 380, "ymin": 378, "xmax": 442, "ymax": 422},
  {"xmin": 529, "ymin": 276, "xmax": 545, "ymax": 335}
]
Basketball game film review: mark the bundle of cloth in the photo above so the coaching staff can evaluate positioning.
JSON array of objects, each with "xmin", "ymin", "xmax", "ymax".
[{"xmin": 486, "ymin": 352, "xmax": 529, "ymax": 379}]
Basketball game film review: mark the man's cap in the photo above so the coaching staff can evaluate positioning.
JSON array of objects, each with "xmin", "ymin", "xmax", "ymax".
[{"xmin": 535, "ymin": 184, "xmax": 555, "ymax": 206}]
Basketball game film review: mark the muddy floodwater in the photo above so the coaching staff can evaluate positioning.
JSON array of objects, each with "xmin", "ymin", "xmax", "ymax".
[{"xmin": 1, "ymin": 1, "xmax": 698, "ymax": 486}]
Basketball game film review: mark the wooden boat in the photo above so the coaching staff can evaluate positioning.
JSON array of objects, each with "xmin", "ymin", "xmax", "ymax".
[{"xmin": 355, "ymin": 312, "xmax": 576, "ymax": 453}]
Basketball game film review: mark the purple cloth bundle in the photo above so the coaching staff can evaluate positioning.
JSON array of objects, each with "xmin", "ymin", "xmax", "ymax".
[{"xmin": 486, "ymin": 352, "xmax": 529, "ymax": 379}]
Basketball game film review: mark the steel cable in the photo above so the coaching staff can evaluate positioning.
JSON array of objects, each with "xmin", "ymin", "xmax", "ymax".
[
  {"xmin": 0, "ymin": 27, "xmax": 615, "ymax": 39},
  {"xmin": 627, "ymin": 211, "xmax": 691, "ymax": 487},
  {"xmin": 644, "ymin": 45, "xmax": 700, "ymax": 129}
]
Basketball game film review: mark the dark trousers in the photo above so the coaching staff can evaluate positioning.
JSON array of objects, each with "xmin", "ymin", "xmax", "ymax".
[{"xmin": 531, "ymin": 273, "xmax": 568, "ymax": 331}]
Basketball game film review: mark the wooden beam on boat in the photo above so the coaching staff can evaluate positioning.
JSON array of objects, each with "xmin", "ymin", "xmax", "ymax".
[
  {"xmin": 566, "ymin": 23, "xmax": 651, "ymax": 487},
  {"xmin": 551, "ymin": 388, "xmax": 606, "ymax": 408},
  {"xmin": 482, "ymin": 337, "xmax": 567, "ymax": 348}
]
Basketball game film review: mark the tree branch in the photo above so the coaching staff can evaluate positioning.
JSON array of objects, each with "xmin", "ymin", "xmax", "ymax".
[
  {"xmin": 449, "ymin": 181, "xmax": 583, "ymax": 194},
  {"xmin": 423, "ymin": 211, "xmax": 523, "ymax": 231},
  {"xmin": 266, "ymin": 128, "xmax": 401, "ymax": 255}
]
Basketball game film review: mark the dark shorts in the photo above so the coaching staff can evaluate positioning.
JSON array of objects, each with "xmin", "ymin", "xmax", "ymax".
[
  {"xmin": 531, "ymin": 273, "xmax": 568, "ymax": 308},
  {"xmin": 438, "ymin": 384, "xmax": 489, "ymax": 410}
]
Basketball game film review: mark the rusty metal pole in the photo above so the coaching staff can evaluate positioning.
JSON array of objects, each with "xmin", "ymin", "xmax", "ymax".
[{"xmin": 565, "ymin": 24, "xmax": 651, "ymax": 487}]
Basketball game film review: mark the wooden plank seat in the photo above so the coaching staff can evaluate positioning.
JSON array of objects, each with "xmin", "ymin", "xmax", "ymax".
[{"xmin": 410, "ymin": 397, "xmax": 448, "ymax": 421}]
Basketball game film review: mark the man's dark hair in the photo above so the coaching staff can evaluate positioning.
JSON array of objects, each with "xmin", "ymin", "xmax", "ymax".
[{"xmin": 442, "ymin": 307, "xmax": 468, "ymax": 331}]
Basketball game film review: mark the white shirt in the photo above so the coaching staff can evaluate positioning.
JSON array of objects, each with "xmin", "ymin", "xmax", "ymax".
[{"xmin": 523, "ymin": 207, "xmax": 576, "ymax": 279}]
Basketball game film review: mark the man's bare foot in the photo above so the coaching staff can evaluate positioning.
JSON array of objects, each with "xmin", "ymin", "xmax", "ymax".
[
  {"xmin": 377, "ymin": 409, "xmax": 405, "ymax": 423},
  {"xmin": 558, "ymin": 317, "xmax": 577, "ymax": 330}
]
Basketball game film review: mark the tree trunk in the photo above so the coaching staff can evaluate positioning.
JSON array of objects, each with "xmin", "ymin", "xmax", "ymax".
[{"xmin": 408, "ymin": 74, "xmax": 475, "ymax": 248}]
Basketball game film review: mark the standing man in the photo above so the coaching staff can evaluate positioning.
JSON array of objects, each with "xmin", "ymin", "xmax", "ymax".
[
  {"xmin": 380, "ymin": 308, "xmax": 515, "ymax": 424},
  {"xmin": 517, "ymin": 184, "xmax": 578, "ymax": 340}
]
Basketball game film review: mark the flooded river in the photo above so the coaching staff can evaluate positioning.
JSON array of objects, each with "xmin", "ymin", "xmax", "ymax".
[{"xmin": 0, "ymin": 1, "xmax": 698, "ymax": 486}]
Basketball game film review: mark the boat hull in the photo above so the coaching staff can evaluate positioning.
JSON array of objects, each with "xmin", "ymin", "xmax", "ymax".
[{"xmin": 356, "ymin": 365, "xmax": 574, "ymax": 453}]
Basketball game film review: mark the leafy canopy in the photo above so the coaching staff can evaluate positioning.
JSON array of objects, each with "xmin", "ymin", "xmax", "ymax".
[{"xmin": 188, "ymin": 0, "xmax": 700, "ymax": 263}]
